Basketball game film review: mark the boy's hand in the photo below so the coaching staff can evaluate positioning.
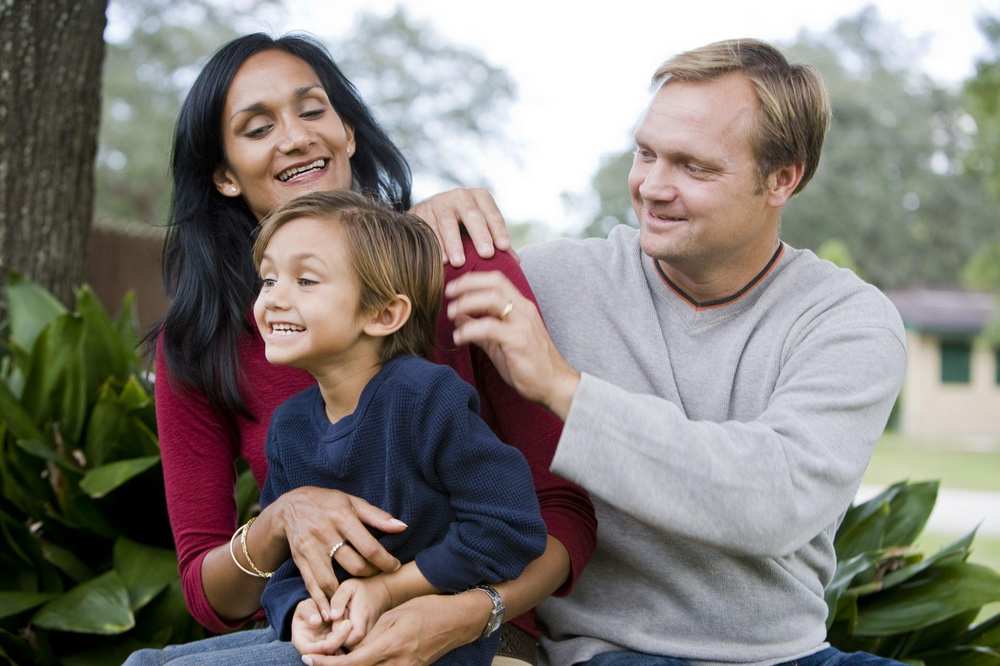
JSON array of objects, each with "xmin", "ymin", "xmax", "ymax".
[
  {"xmin": 291, "ymin": 597, "xmax": 353, "ymax": 656},
  {"xmin": 328, "ymin": 576, "xmax": 394, "ymax": 648}
]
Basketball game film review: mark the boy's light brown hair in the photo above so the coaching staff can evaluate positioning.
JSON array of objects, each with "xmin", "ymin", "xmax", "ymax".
[
  {"xmin": 253, "ymin": 190, "xmax": 443, "ymax": 362},
  {"xmin": 653, "ymin": 38, "xmax": 831, "ymax": 195}
]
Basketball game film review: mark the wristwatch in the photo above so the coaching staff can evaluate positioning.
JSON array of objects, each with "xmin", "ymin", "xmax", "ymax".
[{"xmin": 474, "ymin": 584, "xmax": 505, "ymax": 638}]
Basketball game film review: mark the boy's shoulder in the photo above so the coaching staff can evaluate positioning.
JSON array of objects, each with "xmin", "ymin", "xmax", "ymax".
[
  {"xmin": 381, "ymin": 355, "xmax": 468, "ymax": 395},
  {"xmin": 271, "ymin": 384, "xmax": 321, "ymax": 424}
]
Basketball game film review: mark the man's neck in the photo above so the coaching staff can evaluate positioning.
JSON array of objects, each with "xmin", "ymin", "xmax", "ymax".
[{"xmin": 657, "ymin": 235, "xmax": 782, "ymax": 306}]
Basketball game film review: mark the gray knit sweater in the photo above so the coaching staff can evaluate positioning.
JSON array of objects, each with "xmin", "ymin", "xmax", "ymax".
[{"xmin": 522, "ymin": 226, "xmax": 906, "ymax": 666}]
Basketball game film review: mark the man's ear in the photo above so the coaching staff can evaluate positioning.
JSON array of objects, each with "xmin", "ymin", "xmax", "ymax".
[
  {"xmin": 363, "ymin": 295, "xmax": 411, "ymax": 339},
  {"xmin": 213, "ymin": 165, "xmax": 242, "ymax": 198},
  {"xmin": 764, "ymin": 161, "xmax": 804, "ymax": 208}
]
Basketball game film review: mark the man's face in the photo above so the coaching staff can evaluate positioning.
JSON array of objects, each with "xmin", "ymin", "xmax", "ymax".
[{"xmin": 628, "ymin": 73, "xmax": 776, "ymax": 271}]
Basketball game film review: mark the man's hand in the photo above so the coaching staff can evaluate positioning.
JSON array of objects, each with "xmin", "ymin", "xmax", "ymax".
[
  {"xmin": 410, "ymin": 188, "xmax": 512, "ymax": 267},
  {"xmin": 445, "ymin": 270, "xmax": 580, "ymax": 419}
]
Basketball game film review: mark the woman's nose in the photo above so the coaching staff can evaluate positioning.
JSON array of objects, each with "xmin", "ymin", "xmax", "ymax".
[{"xmin": 277, "ymin": 118, "xmax": 311, "ymax": 154}]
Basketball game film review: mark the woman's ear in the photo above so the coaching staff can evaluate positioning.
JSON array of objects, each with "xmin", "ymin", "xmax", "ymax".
[
  {"xmin": 213, "ymin": 165, "xmax": 242, "ymax": 198},
  {"xmin": 344, "ymin": 122, "xmax": 356, "ymax": 159},
  {"xmin": 363, "ymin": 295, "xmax": 411, "ymax": 339}
]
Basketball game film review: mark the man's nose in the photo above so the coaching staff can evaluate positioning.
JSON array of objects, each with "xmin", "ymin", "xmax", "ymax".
[{"xmin": 639, "ymin": 161, "xmax": 679, "ymax": 201}]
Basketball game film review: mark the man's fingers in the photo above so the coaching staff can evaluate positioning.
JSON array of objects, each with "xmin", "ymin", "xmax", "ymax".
[
  {"xmin": 444, "ymin": 270, "xmax": 516, "ymax": 299},
  {"xmin": 435, "ymin": 207, "xmax": 465, "ymax": 267},
  {"xmin": 446, "ymin": 289, "xmax": 514, "ymax": 321},
  {"xmin": 452, "ymin": 317, "xmax": 517, "ymax": 348},
  {"xmin": 472, "ymin": 188, "xmax": 510, "ymax": 251}
]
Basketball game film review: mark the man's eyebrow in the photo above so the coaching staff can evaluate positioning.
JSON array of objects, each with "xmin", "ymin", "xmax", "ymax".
[{"xmin": 230, "ymin": 85, "xmax": 323, "ymax": 121}]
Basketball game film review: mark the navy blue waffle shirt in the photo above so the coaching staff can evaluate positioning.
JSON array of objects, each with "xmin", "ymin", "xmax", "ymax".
[{"xmin": 259, "ymin": 355, "xmax": 547, "ymax": 661}]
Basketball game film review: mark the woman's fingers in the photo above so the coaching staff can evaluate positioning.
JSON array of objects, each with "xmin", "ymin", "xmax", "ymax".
[
  {"xmin": 471, "ymin": 187, "xmax": 511, "ymax": 251},
  {"xmin": 328, "ymin": 580, "xmax": 355, "ymax": 621},
  {"xmin": 350, "ymin": 496, "xmax": 407, "ymax": 534},
  {"xmin": 291, "ymin": 548, "xmax": 337, "ymax": 621},
  {"xmin": 331, "ymin": 543, "xmax": 381, "ymax": 578}
]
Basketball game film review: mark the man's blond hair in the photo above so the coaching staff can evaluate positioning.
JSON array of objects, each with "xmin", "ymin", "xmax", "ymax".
[
  {"xmin": 653, "ymin": 38, "xmax": 830, "ymax": 194},
  {"xmin": 254, "ymin": 190, "xmax": 443, "ymax": 362}
]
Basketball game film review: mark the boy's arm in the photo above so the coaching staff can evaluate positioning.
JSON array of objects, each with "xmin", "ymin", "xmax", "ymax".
[{"xmin": 411, "ymin": 367, "xmax": 548, "ymax": 593}]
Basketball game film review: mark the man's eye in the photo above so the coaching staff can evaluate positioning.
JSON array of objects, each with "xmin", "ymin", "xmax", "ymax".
[{"xmin": 633, "ymin": 148, "xmax": 655, "ymax": 161}]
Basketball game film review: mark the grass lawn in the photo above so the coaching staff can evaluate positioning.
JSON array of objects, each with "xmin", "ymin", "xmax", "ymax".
[{"xmin": 863, "ymin": 433, "xmax": 1000, "ymax": 492}]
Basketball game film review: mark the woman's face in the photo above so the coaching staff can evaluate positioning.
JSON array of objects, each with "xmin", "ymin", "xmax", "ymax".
[{"xmin": 214, "ymin": 49, "xmax": 356, "ymax": 220}]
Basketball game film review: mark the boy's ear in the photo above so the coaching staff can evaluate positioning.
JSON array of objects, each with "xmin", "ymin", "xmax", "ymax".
[{"xmin": 363, "ymin": 295, "xmax": 412, "ymax": 339}]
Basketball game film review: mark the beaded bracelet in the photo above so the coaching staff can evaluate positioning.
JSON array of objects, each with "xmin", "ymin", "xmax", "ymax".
[{"xmin": 228, "ymin": 516, "xmax": 273, "ymax": 579}]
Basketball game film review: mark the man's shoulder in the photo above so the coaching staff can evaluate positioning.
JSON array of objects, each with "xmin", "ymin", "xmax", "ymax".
[
  {"xmin": 778, "ymin": 247, "xmax": 905, "ymax": 343},
  {"xmin": 521, "ymin": 225, "xmax": 641, "ymax": 291}
]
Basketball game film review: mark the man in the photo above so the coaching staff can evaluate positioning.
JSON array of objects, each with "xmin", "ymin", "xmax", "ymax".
[{"xmin": 446, "ymin": 39, "xmax": 906, "ymax": 665}]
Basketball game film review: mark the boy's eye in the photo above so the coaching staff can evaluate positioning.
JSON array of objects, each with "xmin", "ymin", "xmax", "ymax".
[
  {"xmin": 261, "ymin": 278, "xmax": 276, "ymax": 288},
  {"xmin": 297, "ymin": 278, "xmax": 317, "ymax": 287}
]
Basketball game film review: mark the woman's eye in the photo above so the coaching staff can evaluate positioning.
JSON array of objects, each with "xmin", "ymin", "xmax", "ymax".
[
  {"xmin": 301, "ymin": 108, "xmax": 324, "ymax": 119},
  {"xmin": 245, "ymin": 123, "xmax": 272, "ymax": 138}
]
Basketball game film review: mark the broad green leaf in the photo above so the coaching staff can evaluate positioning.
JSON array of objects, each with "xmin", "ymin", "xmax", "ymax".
[
  {"xmin": 913, "ymin": 645, "xmax": 1000, "ymax": 666},
  {"xmin": 132, "ymin": 580, "xmax": 204, "ymax": 646},
  {"xmin": 0, "ymin": 591, "xmax": 57, "ymax": 620},
  {"xmin": 836, "ymin": 499, "xmax": 893, "ymax": 560},
  {"xmin": 41, "ymin": 541, "xmax": 95, "ymax": 583},
  {"xmin": 0, "ymin": 381, "xmax": 41, "ymax": 441},
  {"xmin": 4, "ymin": 273, "xmax": 66, "ymax": 353},
  {"xmin": 112, "ymin": 291, "xmax": 139, "ymax": 345},
  {"xmin": 883, "ymin": 480, "xmax": 938, "ymax": 548},
  {"xmin": 77, "ymin": 286, "xmax": 131, "ymax": 383},
  {"xmin": 84, "ymin": 379, "xmax": 157, "ymax": 467},
  {"xmin": 119, "ymin": 375, "xmax": 151, "ymax": 411},
  {"xmin": 113, "ymin": 538, "xmax": 177, "ymax": 611},
  {"xmin": 966, "ymin": 611, "xmax": 1000, "ymax": 647},
  {"xmin": 906, "ymin": 608, "xmax": 983, "ymax": 657},
  {"xmin": 826, "ymin": 551, "xmax": 879, "ymax": 628},
  {"xmin": 20, "ymin": 314, "xmax": 89, "ymax": 448},
  {"xmin": 13, "ymin": 437, "xmax": 79, "ymax": 471},
  {"xmin": 32, "ymin": 571, "xmax": 134, "ymax": 635},
  {"xmin": 79, "ymin": 456, "xmax": 160, "ymax": 499},
  {"xmin": 856, "ymin": 564, "xmax": 1000, "ymax": 636},
  {"xmin": 880, "ymin": 529, "xmax": 978, "ymax": 591},
  {"xmin": 838, "ymin": 481, "xmax": 904, "ymax": 540}
]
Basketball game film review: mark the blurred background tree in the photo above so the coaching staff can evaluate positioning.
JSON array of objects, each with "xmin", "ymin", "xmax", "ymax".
[{"xmin": 577, "ymin": 7, "xmax": 1000, "ymax": 291}]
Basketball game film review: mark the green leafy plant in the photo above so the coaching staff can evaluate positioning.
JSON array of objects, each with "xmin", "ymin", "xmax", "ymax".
[
  {"xmin": 0, "ymin": 274, "xmax": 208, "ymax": 665},
  {"xmin": 827, "ymin": 480, "xmax": 1000, "ymax": 664}
]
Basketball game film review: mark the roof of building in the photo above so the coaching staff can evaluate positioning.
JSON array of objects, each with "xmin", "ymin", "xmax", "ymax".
[{"xmin": 886, "ymin": 289, "xmax": 997, "ymax": 336}]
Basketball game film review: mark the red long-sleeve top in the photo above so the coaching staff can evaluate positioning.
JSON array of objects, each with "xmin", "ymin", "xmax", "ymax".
[{"xmin": 155, "ymin": 239, "xmax": 597, "ymax": 637}]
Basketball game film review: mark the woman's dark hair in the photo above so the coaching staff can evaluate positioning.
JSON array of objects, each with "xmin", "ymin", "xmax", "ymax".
[{"xmin": 150, "ymin": 33, "xmax": 412, "ymax": 430}]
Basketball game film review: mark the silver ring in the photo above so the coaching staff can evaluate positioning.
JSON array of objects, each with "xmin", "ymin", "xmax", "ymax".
[
  {"xmin": 500, "ymin": 301, "xmax": 514, "ymax": 320},
  {"xmin": 328, "ymin": 540, "xmax": 346, "ymax": 559}
]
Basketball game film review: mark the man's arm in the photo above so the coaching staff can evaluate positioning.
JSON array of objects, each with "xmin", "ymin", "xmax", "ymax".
[{"xmin": 446, "ymin": 271, "xmax": 906, "ymax": 559}]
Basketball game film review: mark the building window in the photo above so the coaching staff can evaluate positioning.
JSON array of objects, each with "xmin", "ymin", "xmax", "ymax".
[{"xmin": 940, "ymin": 340, "xmax": 971, "ymax": 384}]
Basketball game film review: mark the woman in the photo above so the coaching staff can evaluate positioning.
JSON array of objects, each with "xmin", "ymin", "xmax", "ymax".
[{"xmin": 151, "ymin": 33, "xmax": 595, "ymax": 664}]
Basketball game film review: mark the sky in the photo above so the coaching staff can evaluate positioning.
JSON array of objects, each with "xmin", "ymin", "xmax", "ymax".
[{"xmin": 244, "ymin": 0, "xmax": 993, "ymax": 234}]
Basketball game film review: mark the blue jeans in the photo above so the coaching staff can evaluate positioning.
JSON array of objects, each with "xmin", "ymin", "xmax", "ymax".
[
  {"xmin": 580, "ymin": 647, "xmax": 904, "ymax": 666},
  {"xmin": 123, "ymin": 628, "xmax": 300, "ymax": 665}
]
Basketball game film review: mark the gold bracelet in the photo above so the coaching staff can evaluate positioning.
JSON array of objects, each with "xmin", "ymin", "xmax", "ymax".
[{"xmin": 230, "ymin": 517, "xmax": 273, "ymax": 579}]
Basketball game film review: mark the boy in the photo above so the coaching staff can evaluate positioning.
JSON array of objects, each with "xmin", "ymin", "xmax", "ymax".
[{"xmin": 251, "ymin": 190, "xmax": 547, "ymax": 663}]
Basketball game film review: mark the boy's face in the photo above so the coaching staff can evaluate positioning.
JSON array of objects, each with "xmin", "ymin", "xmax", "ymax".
[{"xmin": 254, "ymin": 216, "xmax": 368, "ymax": 370}]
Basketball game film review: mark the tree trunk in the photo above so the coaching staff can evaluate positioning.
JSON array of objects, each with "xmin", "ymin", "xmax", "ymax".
[{"xmin": 0, "ymin": 0, "xmax": 108, "ymax": 307}]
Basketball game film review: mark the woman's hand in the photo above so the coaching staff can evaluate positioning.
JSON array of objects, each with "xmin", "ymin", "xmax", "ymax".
[
  {"xmin": 410, "ymin": 188, "xmax": 512, "ymax": 267},
  {"xmin": 301, "ymin": 591, "xmax": 491, "ymax": 666},
  {"xmin": 274, "ymin": 487, "xmax": 408, "ymax": 621},
  {"xmin": 292, "ymin": 597, "xmax": 352, "ymax": 657}
]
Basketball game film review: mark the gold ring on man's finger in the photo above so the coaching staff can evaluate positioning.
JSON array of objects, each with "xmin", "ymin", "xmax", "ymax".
[{"xmin": 500, "ymin": 301, "xmax": 514, "ymax": 320}]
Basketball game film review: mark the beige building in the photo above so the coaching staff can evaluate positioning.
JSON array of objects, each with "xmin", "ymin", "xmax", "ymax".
[{"xmin": 888, "ymin": 289, "xmax": 1000, "ymax": 443}]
